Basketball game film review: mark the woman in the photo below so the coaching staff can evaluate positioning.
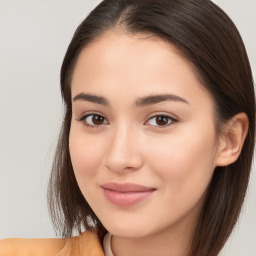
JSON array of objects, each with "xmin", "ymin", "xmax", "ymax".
[{"xmin": 0, "ymin": 0, "xmax": 255, "ymax": 255}]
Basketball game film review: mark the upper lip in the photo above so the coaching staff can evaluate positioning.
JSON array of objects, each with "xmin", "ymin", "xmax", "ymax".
[{"xmin": 101, "ymin": 182, "xmax": 155, "ymax": 192}]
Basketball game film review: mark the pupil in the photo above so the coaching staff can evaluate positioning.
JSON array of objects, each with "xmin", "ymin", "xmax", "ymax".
[
  {"xmin": 93, "ymin": 115, "xmax": 104, "ymax": 125},
  {"xmin": 156, "ymin": 116, "xmax": 168, "ymax": 125}
]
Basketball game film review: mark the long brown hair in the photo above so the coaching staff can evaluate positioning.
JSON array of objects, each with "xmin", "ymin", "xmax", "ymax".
[{"xmin": 47, "ymin": 0, "xmax": 255, "ymax": 255}]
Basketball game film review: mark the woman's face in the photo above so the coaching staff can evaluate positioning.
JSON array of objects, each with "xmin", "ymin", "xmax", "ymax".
[{"xmin": 69, "ymin": 31, "xmax": 222, "ymax": 239}]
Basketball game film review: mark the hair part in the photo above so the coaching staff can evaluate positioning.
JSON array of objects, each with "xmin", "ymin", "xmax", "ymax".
[{"xmin": 48, "ymin": 1, "xmax": 255, "ymax": 255}]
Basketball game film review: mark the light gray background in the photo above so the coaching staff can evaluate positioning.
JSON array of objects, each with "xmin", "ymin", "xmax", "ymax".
[{"xmin": 0, "ymin": 1, "xmax": 255, "ymax": 255}]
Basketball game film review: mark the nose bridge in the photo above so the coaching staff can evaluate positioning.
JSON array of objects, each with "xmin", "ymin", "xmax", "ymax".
[{"xmin": 104, "ymin": 121, "xmax": 143, "ymax": 172}]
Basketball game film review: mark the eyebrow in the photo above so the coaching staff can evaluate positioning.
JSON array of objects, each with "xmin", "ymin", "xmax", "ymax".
[
  {"xmin": 72, "ymin": 92, "xmax": 189, "ymax": 107},
  {"xmin": 135, "ymin": 94, "xmax": 189, "ymax": 106},
  {"xmin": 73, "ymin": 93, "xmax": 109, "ymax": 106}
]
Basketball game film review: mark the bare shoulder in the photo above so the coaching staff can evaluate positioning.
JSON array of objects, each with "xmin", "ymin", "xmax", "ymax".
[{"xmin": 0, "ymin": 236, "xmax": 66, "ymax": 256}]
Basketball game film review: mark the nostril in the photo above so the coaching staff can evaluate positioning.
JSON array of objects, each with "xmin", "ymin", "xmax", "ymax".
[{"xmin": 104, "ymin": 156, "xmax": 143, "ymax": 173}]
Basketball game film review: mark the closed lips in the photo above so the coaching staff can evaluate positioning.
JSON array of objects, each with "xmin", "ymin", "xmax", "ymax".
[
  {"xmin": 101, "ymin": 182, "xmax": 156, "ymax": 192},
  {"xmin": 101, "ymin": 182, "xmax": 156, "ymax": 207}
]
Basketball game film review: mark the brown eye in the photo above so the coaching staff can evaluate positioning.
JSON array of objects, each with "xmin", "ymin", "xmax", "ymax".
[
  {"xmin": 156, "ymin": 116, "xmax": 169, "ymax": 126},
  {"xmin": 92, "ymin": 115, "xmax": 105, "ymax": 125},
  {"xmin": 147, "ymin": 115, "xmax": 176, "ymax": 127},
  {"xmin": 79, "ymin": 114, "xmax": 108, "ymax": 127}
]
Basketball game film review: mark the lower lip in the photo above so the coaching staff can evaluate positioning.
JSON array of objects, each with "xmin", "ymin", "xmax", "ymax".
[{"xmin": 102, "ymin": 188, "xmax": 155, "ymax": 207}]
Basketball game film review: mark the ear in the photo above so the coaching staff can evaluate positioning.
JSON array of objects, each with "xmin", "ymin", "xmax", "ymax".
[{"xmin": 215, "ymin": 112, "xmax": 249, "ymax": 167}]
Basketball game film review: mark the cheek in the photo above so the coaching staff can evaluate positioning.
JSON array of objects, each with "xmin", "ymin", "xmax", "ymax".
[
  {"xmin": 69, "ymin": 126, "xmax": 105, "ymax": 182},
  {"xmin": 146, "ymin": 128, "xmax": 217, "ymax": 195}
]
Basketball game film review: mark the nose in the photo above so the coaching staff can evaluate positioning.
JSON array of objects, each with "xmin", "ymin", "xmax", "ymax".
[{"xmin": 104, "ymin": 124, "xmax": 144, "ymax": 173}]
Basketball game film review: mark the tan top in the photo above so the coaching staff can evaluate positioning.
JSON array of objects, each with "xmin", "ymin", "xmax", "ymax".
[{"xmin": 0, "ymin": 231, "xmax": 104, "ymax": 256}]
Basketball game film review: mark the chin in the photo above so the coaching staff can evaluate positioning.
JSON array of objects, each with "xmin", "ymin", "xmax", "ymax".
[{"xmin": 104, "ymin": 220, "xmax": 151, "ymax": 238}]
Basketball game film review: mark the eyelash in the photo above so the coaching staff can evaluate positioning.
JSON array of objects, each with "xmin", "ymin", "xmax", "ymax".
[{"xmin": 77, "ymin": 112, "xmax": 177, "ymax": 129}]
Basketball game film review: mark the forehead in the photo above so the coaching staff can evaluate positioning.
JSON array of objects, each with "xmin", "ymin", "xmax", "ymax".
[
  {"xmin": 72, "ymin": 30, "xmax": 188, "ymax": 79},
  {"xmin": 71, "ymin": 30, "xmax": 213, "ymax": 109}
]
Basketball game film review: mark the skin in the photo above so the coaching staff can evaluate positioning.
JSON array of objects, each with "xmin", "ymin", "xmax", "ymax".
[{"xmin": 69, "ymin": 30, "xmax": 248, "ymax": 256}]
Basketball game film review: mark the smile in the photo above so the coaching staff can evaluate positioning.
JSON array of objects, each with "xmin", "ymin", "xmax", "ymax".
[{"xmin": 101, "ymin": 182, "xmax": 156, "ymax": 207}]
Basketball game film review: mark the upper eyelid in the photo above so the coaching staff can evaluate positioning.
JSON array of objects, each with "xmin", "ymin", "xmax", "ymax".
[
  {"xmin": 77, "ymin": 112, "xmax": 177, "ymax": 127},
  {"xmin": 78, "ymin": 112, "xmax": 177, "ymax": 120},
  {"xmin": 77, "ymin": 111, "xmax": 106, "ymax": 120},
  {"xmin": 146, "ymin": 112, "xmax": 178, "ymax": 121}
]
